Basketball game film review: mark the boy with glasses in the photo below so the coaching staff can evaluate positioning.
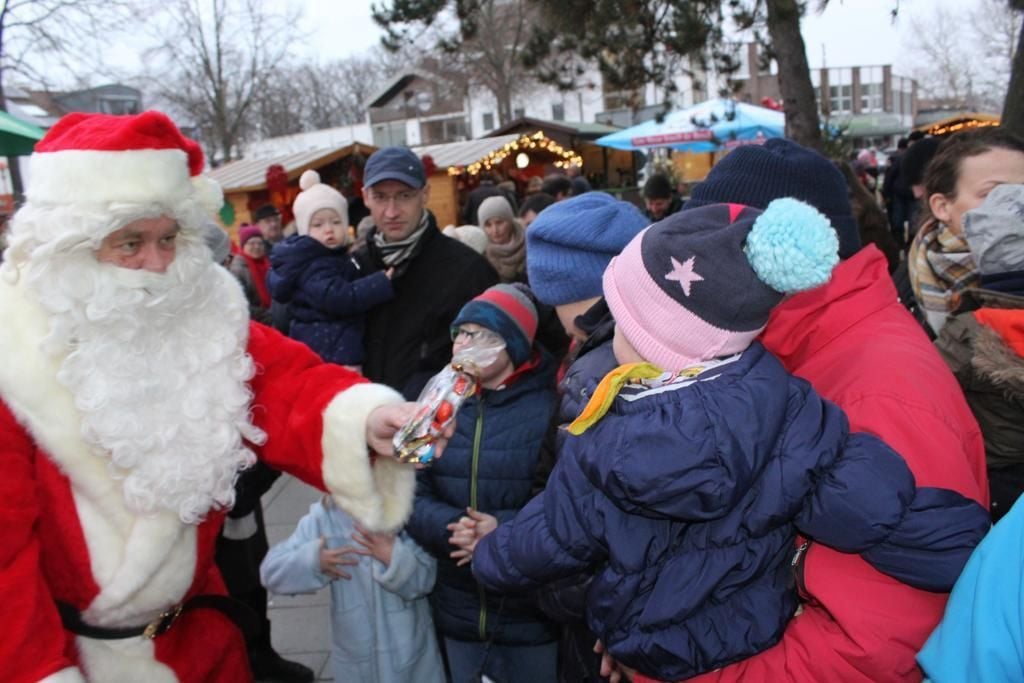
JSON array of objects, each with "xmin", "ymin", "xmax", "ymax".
[{"xmin": 406, "ymin": 284, "xmax": 560, "ymax": 683}]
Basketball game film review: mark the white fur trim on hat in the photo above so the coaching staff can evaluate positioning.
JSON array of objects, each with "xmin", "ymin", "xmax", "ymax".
[
  {"xmin": 293, "ymin": 169, "xmax": 349, "ymax": 237},
  {"xmin": 28, "ymin": 149, "xmax": 200, "ymax": 207}
]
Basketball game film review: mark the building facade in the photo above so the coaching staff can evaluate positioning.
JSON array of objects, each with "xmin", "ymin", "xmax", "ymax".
[{"xmin": 732, "ymin": 42, "xmax": 917, "ymax": 147}]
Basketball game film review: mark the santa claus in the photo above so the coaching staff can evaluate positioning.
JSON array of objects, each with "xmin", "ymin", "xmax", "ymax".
[{"xmin": 0, "ymin": 111, "xmax": 421, "ymax": 682}]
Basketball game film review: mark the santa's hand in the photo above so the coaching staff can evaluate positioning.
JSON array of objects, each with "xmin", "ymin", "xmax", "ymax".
[
  {"xmin": 366, "ymin": 402, "xmax": 454, "ymax": 466},
  {"xmin": 318, "ymin": 536, "xmax": 360, "ymax": 580}
]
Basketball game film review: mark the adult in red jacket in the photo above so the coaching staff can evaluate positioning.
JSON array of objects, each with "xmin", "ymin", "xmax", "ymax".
[
  {"xmin": 632, "ymin": 139, "xmax": 988, "ymax": 683},
  {"xmin": 0, "ymin": 112, "xmax": 420, "ymax": 683}
]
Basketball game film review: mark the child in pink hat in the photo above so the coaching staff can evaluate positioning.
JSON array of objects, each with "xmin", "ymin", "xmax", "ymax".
[{"xmin": 469, "ymin": 199, "xmax": 990, "ymax": 681}]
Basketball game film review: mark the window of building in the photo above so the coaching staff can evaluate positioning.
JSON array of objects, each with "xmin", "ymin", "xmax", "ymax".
[
  {"xmin": 828, "ymin": 67, "xmax": 853, "ymax": 114},
  {"xmin": 859, "ymin": 66, "xmax": 883, "ymax": 112},
  {"xmin": 552, "ymin": 102, "xmax": 565, "ymax": 121},
  {"xmin": 482, "ymin": 112, "xmax": 495, "ymax": 131},
  {"xmin": 99, "ymin": 97, "xmax": 140, "ymax": 115}
]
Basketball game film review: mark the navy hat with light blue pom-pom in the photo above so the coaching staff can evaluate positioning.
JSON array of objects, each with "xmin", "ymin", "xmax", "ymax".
[{"xmin": 604, "ymin": 199, "xmax": 838, "ymax": 370}]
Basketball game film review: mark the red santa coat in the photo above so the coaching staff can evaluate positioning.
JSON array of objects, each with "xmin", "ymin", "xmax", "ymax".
[
  {"xmin": 636, "ymin": 247, "xmax": 989, "ymax": 683},
  {"xmin": 0, "ymin": 277, "xmax": 414, "ymax": 683}
]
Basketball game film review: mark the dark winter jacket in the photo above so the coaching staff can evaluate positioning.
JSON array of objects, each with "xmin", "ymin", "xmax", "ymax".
[
  {"xmin": 937, "ymin": 287, "xmax": 1024, "ymax": 520},
  {"xmin": 268, "ymin": 235, "xmax": 393, "ymax": 366},
  {"xmin": 353, "ymin": 214, "xmax": 498, "ymax": 398},
  {"xmin": 472, "ymin": 342, "xmax": 990, "ymax": 681},
  {"xmin": 406, "ymin": 352, "xmax": 560, "ymax": 646}
]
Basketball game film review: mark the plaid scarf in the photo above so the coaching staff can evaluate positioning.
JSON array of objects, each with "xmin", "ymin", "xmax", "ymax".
[
  {"xmin": 908, "ymin": 220, "xmax": 979, "ymax": 314},
  {"xmin": 371, "ymin": 211, "xmax": 430, "ymax": 268}
]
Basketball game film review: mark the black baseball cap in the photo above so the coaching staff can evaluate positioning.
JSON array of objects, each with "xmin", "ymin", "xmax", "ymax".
[{"xmin": 364, "ymin": 147, "xmax": 426, "ymax": 189}]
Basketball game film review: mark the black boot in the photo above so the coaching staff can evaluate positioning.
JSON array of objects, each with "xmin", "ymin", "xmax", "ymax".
[{"xmin": 249, "ymin": 649, "xmax": 315, "ymax": 683}]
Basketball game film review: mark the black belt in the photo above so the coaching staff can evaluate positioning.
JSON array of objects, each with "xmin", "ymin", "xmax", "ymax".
[{"xmin": 56, "ymin": 595, "xmax": 258, "ymax": 641}]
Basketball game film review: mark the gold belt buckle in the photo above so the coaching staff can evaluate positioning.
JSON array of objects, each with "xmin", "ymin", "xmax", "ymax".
[{"xmin": 143, "ymin": 603, "xmax": 184, "ymax": 639}]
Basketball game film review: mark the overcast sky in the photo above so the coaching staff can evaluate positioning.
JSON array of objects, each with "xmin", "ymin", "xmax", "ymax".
[
  {"xmin": 291, "ymin": 0, "xmax": 978, "ymax": 73},
  {"xmin": 42, "ymin": 0, "xmax": 986, "ymax": 89}
]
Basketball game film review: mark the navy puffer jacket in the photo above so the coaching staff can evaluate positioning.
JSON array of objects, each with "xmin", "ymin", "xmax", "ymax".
[
  {"xmin": 268, "ymin": 234, "xmax": 393, "ymax": 365},
  {"xmin": 472, "ymin": 342, "xmax": 990, "ymax": 681},
  {"xmin": 406, "ymin": 351, "xmax": 560, "ymax": 646}
]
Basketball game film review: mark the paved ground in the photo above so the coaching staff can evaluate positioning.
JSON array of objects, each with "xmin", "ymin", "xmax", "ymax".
[{"xmin": 262, "ymin": 474, "xmax": 334, "ymax": 680}]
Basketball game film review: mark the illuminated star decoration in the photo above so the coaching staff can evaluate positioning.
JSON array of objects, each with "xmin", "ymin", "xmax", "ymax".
[{"xmin": 664, "ymin": 255, "xmax": 704, "ymax": 297}]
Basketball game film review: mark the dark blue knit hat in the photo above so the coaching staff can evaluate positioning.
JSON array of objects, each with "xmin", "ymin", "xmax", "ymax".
[
  {"xmin": 526, "ymin": 192, "xmax": 649, "ymax": 306},
  {"xmin": 685, "ymin": 139, "xmax": 861, "ymax": 259}
]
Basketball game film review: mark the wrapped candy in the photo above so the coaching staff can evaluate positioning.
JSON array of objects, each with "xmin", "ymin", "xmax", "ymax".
[{"xmin": 394, "ymin": 334, "xmax": 506, "ymax": 465}]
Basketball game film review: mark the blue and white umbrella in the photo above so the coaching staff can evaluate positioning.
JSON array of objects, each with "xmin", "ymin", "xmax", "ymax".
[{"xmin": 595, "ymin": 99, "xmax": 785, "ymax": 152}]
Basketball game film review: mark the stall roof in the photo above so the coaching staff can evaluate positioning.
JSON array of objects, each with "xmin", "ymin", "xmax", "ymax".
[
  {"xmin": 208, "ymin": 142, "xmax": 375, "ymax": 193},
  {"xmin": 487, "ymin": 117, "xmax": 621, "ymax": 140},
  {"xmin": 413, "ymin": 135, "xmax": 520, "ymax": 169}
]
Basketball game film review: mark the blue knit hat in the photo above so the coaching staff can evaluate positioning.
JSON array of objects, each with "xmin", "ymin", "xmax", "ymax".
[
  {"xmin": 451, "ymin": 284, "xmax": 539, "ymax": 367},
  {"xmin": 526, "ymin": 192, "xmax": 649, "ymax": 306},
  {"xmin": 685, "ymin": 139, "xmax": 861, "ymax": 259}
]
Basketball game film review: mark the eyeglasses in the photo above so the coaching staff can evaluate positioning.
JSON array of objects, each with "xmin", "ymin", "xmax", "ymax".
[
  {"xmin": 368, "ymin": 189, "xmax": 422, "ymax": 207},
  {"xmin": 450, "ymin": 326, "xmax": 498, "ymax": 343}
]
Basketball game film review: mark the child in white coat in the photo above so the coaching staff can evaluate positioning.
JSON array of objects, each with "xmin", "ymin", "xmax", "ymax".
[{"xmin": 261, "ymin": 495, "xmax": 444, "ymax": 683}]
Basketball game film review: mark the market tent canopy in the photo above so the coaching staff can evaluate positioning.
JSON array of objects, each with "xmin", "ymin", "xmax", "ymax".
[
  {"xmin": 207, "ymin": 142, "xmax": 376, "ymax": 193},
  {"xmin": 595, "ymin": 99, "xmax": 784, "ymax": 152},
  {"xmin": 0, "ymin": 110, "xmax": 45, "ymax": 156}
]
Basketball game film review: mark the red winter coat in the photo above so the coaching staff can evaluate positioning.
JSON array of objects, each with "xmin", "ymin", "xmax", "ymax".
[
  {"xmin": 0, "ymin": 275, "xmax": 412, "ymax": 683},
  {"xmin": 637, "ymin": 246, "xmax": 988, "ymax": 683}
]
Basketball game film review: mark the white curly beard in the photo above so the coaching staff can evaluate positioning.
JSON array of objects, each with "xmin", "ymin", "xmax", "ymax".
[{"xmin": 17, "ymin": 215, "xmax": 264, "ymax": 524}]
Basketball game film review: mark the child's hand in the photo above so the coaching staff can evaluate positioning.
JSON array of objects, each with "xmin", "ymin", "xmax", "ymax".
[
  {"xmin": 595, "ymin": 640, "xmax": 636, "ymax": 682},
  {"xmin": 384, "ymin": 267, "xmax": 396, "ymax": 280},
  {"xmin": 318, "ymin": 536, "xmax": 360, "ymax": 580},
  {"xmin": 352, "ymin": 524, "xmax": 396, "ymax": 567},
  {"xmin": 446, "ymin": 508, "xmax": 498, "ymax": 567}
]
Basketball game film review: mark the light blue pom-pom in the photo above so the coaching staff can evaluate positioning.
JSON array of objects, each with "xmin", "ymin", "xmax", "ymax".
[{"xmin": 745, "ymin": 197, "xmax": 840, "ymax": 294}]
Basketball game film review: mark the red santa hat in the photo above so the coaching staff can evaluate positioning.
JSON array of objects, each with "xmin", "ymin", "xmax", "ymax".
[{"xmin": 27, "ymin": 111, "xmax": 223, "ymax": 217}]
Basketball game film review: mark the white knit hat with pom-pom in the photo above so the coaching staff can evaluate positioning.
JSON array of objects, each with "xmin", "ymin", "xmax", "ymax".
[{"xmin": 293, "ymin": 169, "xmax": 349, "ymax": 237}]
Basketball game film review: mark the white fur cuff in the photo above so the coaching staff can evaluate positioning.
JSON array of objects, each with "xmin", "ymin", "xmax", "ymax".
[
  {"xmin": 40, "ymin": 668, "xmax": 87, "ymax": 683},
  {"xmin": 320, "ymin": 383, "xmax": 416, "ymax": 533}
]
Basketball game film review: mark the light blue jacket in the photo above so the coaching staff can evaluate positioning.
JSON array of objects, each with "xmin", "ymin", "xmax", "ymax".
[
  {"xmin": 918, "ymin": 496, "xmax": 1022, "ymax": 683},
  {"xmin": 260, "ymin": 500, "xmax": 444, "ymax": 683}
]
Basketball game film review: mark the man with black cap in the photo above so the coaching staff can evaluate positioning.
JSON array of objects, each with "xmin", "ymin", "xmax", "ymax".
[
  {"xmin": 353, "ymin": 147, "xmax": 498, "ymax": 398},
  {"xmin": 641, "ymin": 173, "xmax": 682, "ymax": 222},
  {"xmin": 253, "ymin": 204, "xmax": 285, "ymax": 246},
  {"xmin": 622, "ymin": 138, "xmax": 987, "ymax": 683}
]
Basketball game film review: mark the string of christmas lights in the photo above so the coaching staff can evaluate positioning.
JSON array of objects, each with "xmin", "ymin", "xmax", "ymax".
[
  {"xmin": 926, "ymin": 119, "xmax": 999, "ymax": 137},
  {"xmin": 446, "ymin": 131, "xmax": 584, "ymax": 176}
]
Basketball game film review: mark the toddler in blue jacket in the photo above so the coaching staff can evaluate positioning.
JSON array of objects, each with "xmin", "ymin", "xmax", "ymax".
[
  {"xmin": 470, "ymin": 200, "xmax": 991, "ymax": 681},
  {"xmin": 268, "ymin": 170, "xmax": 394, "ymax": 368},
  {"xmin": 261, "ymin": 494, "xmax": 445, "ymax": 683}
]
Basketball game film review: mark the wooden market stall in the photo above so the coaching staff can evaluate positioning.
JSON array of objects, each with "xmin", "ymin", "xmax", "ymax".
[
  {"xmin": 207, "ymin": 142, "xmax": 376, "ymax": 242},
  {"xmin": 414, "ymin": 131, "xmax": 587, "ymax": 227},
  {"xmin": 487, "ymin": 117, "xmax": 635, "ymax": 189}
]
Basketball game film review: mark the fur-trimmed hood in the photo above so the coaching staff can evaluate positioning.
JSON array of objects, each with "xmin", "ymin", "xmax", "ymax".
[
  {"xmin": 971, "ymin": 313, "xmax": 1024, "ymax": 398},
  {"xmin": 958, "ymin": 288, "xmax": 1024, "ymax": 398}
]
